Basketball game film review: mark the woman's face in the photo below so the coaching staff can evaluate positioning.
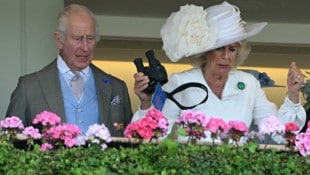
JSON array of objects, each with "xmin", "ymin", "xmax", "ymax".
[{"xmin": 204, "ymin": 43, "xmax": 240, "ymax": 75}]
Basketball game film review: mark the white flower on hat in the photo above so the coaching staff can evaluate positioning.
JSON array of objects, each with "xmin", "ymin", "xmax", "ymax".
[{"xmin": 161, "ymin": 4, "xmax": 217, "ymax": 62}]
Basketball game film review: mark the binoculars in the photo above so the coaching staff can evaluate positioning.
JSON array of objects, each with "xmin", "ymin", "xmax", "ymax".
[{"xmin": 134, "ymin": 50, "xmax": 168, "ymax": 94}]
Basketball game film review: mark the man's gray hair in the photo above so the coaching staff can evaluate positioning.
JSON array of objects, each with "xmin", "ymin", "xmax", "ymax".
[{"xmin": 56, "ymin": 4, "xmax": 100, "ymax": 42}]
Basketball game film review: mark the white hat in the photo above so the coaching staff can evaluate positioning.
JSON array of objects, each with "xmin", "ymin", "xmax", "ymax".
[{"xmin": 160, "ymin": 1, "xmax": 267, "ymax": 62}]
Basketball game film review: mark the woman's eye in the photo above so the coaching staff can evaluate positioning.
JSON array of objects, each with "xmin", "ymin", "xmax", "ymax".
[{"xmin": 229, "ymin": 47, "xmax": 237, "ymax": 52}]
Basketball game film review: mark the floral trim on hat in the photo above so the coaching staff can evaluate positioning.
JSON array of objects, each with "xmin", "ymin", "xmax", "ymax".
[{"xmin": 160, "ymin": 4, "xmax": 217, "ymax": 62}]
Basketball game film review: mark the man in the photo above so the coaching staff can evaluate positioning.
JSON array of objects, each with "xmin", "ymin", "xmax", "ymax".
[{"xmin": 6, "ymin": 4, "xmax": 132, "ymax": 136}]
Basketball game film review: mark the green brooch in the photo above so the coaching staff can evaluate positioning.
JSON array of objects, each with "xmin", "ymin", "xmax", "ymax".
[{"xmin": 237, "ymin": 82, "xmax": 245, "ymax": 90}]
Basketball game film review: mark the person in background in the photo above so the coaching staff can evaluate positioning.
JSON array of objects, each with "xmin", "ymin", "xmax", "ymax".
[
  {"xmin": 6, "ymin": 4, "xmax": 132, "ymax": 136},
  {"xmin": 132, "ymin": 1, "xmax": 306, "ymax": 143}
]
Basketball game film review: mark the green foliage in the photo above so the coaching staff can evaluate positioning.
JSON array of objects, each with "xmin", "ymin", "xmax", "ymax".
[{"xmin": 0, "ymin": 139, "xmax": 309, "ymax": 175}]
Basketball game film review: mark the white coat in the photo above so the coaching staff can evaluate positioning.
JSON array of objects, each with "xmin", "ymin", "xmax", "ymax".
[{"xmin": 132, "ymin": 67, "xmax": 306, "ymax": 143}]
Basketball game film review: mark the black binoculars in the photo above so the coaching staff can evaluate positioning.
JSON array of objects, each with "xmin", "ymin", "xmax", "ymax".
[{"xmin": 134, "ymin": 50, "xmax": 168, "ymax": 94}]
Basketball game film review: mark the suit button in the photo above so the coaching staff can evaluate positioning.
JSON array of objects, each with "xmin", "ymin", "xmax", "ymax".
[{"xmin": 77, "ymin": 108, "xmax": 82, "ymax": 112}]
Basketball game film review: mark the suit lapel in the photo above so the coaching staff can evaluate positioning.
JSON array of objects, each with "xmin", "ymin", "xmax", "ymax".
[
  {"xmin": 35, "ymin": 60, "xmax": 66, "ymax": 121},
  {"xmin": 91, "ymin": 64, "xmax": 111, "ymax": 125}
]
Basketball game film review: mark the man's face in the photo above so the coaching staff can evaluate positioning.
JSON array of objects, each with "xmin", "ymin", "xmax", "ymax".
[{"xmin": 56, "ymin": 13, "xmax": 97, "ymax": 71}]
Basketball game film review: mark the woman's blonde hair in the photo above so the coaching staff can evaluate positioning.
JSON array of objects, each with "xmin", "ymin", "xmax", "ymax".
[{"xmin": 190, "ymin": 40, "xmax": 251, "ymax": 67}]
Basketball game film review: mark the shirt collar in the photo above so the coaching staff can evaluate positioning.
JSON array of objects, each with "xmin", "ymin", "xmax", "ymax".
[{"xmin": 57, "ymin": 55, "xmax": 90, "ymax": 76}]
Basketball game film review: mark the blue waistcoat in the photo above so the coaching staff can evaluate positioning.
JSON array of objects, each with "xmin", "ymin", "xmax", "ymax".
[{"xmin": 59, "ymin": 70, "xmax": 99, "ymax": 134}]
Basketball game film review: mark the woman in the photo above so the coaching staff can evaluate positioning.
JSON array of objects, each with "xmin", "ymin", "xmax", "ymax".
[{"xmin": 132, "ymin": 1, "xmax": 306, "ymax": 143}]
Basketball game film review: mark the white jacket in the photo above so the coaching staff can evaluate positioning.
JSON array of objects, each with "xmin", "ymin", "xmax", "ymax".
[{"xmin": 132, "ymin": 67, "xmax": 306, "ymax": 143}]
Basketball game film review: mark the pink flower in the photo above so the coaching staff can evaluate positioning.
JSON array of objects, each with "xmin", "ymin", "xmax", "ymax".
[
  {"xmin": 64, "ymin": 138, "xmax": 77, "ymax": 148},
  {"xmin": 137, "ymin": 126, "xmax": 153, "ymax": 139},
  {"xmin": 32, "ymin": 111, "xmax": 61, "ymax": 126},
  {"xmin": 206, "ymin": 118, "xmax": 229, "ymax": 134},
  {"xmin": 177, "ymin": 110, "xmax": 210, "ymax": 141},
  {"xmin": 43, "ymin": 123, "xmax": 81, "ymax": 148},
  {"xmin": 178, "ymin": 110, "xmax": 209, "ymax": 128},
  {"xmin": 140, "ymin": 116, "xmax": 157, "ymax": 129},
  {"xmin": 285, "ymin": 122, "xmax": 300, "ymax": 132},
  {"xmin": 124, "ymin": 109, "xmax": 169, "ymax": 140},
  {"xmin": 295, "ymin": 131, "xmax": 310, "ymax": 156},
  {"xmin": 258, "ymin": 115, "xmax": 284, "ymax": 134},
  {"xmin": 40, "ymin": 143, "xmax": 53, "ymax": 151},
  {"xmin": 124, "ymin": 121, "xmax": 139, "ymax": 139},
  {"xmin": 228, "ymin": 121, "xmax": 249, "ymax": 143},
  {"xmin": 22, "ymin": 126, "xmax": 41, "ymax": 139},
  {"xmin": 283, "ymin": 122, "xmax": 300, "ymax": 151},
  {"xmin": 0, "ymin": 116, "xmax": 24, "ymax": 130},
  {"xmin": 228, "ymin": 121, "xmax": 248, "ymax": 133}
]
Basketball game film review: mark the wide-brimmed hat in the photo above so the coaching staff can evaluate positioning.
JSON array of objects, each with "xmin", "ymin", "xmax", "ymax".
[{"xmin": 160, "ymin": 1, "xmax": 267, "ymax": 62}]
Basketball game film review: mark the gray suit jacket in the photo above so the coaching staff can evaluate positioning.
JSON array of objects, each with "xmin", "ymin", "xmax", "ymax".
[{"xmin": 6, "ymin": 59, "xmax": 132, "ymax": 137}]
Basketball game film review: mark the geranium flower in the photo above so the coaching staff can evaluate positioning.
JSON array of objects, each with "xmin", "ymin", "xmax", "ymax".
[
  {"xmin": 228, "ymin": 121, "xmax": 249, "ymax": 144},
  {"xmin": 295, "ymin": 130, "xmax": 310, "ymax": 156},
  {"xmin": 285, "ymin": 122, "xmax": 300, "ymax": 133},
  {"xmin": 32, "ymin": 111, "xmax": 61, "ymax": 127},
  {"xmin": 0, "ymin": 116, "xmax": 24, "ymax": 140},
  {"xmin": 40, "ymin": 143, "xmax": 53, "ymax": 151},
  {"xmin": 124, "ymin": 121, "xmax": 139, "ymax": 139},
  {"xmin": 177, "ymin": 110, "xmax": 210, "ymax": 143},
  {"xmin": 85, "ymin": 123, "xmax": 112, "ymax": 151},
  {"xmin": 124, "ymin": 109, "xmax": 169, "ymax": 142},
  {"xmin": 206, "ymin": 117, "xmax": 229, "ymax": 142},
  {"xmin": 0, "ymin": 116, "xmax": 24, "ymax": 130},
  {"xmin": 258, "ymin": 115, "xmax": 284, "ymax": 134},
  {"xmin": 22, "ymin": 126, "xmax": 41, "ymax": 139},
  {"xmin": 283, "ymin": 122, "xmax": 300, "ymax": 152},
  {"xmin": 43, "ymin": 123, "xmax": 81, "ymax": 148}
]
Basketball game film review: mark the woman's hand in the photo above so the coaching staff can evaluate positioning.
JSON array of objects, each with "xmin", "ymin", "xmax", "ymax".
[
  {"xmin": 133, "ymin": 72, "xmax": 153, "ymax": 109},
  {"xmin": 287, "ymin": 61, "xmax": 304, "ymax": 104}
]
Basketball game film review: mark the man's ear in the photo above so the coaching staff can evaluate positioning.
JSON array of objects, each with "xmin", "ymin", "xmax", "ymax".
[{"xmin": 54, "ymin": 32, "xmax": 63, "ymax": 49}]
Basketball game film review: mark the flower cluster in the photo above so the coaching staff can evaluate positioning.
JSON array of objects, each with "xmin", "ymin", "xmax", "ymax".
[
  {"xmin": 42, "ymin": 123, "xmax": 81, "ymax": 150},
  {"xmin": 206, "ymin": 117, "xmax": 229, "ymax": 143},
  {"xmin": 258, "ymin": 115, "xmax": 304, "ymax": 152},
  {"xmin": 0, "ymin": 111, "xmax": 111, "ymax": 152},
  {"xmin": 295, "ymin": 121, "xmax": 310, "ymax": 156},
  {"xmin": 228, "ymin": 121, "xmax": 249, "ymax": 144},
  {"xmin": 0, "ymin": 116, "xmax": 24, "ymax": 130},
  {"xmin": 175, "ymin": 111, "xmax": 310, "ymax": 156},
  {"xmin": 258, "ymin": 115, "xmax": 284, "ymax": 135},
  {"xmin": 124, "ymin": 109, "xmax": 169, "ymax": 142},
  {"xmin": 176, "ymin": 110, "xmax": 210, "ymax": 143},
  {"xmin": 76, "ymin": 124, "xmax": 112, "ymax": 151},
  {"xmin": 176, "ymin": 110, "xmax": 249, "ymax": 145}
]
